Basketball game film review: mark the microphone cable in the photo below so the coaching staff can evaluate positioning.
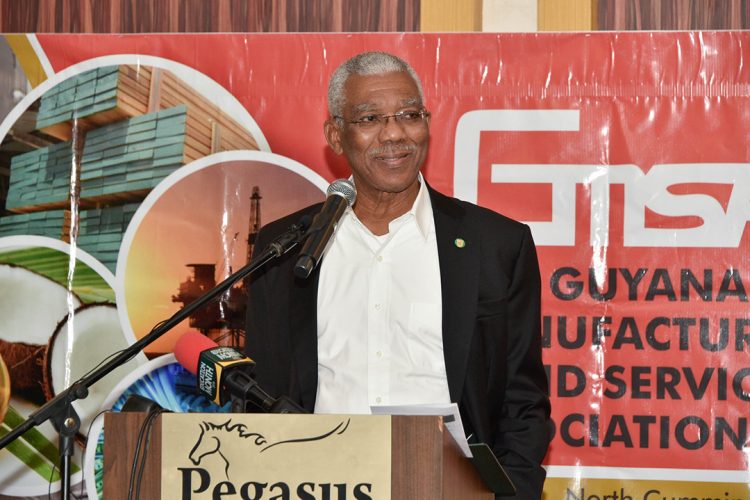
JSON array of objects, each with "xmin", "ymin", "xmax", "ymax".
[
  {"xmin": 126, "ymin": 403, "xmax": 165, "ymax": 500},
  {"xmin": 44, "ymin": 409, "xmax": 108, "ymax": 500}
]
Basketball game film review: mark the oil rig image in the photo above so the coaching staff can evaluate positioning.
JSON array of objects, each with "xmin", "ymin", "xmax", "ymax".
[{"xmin": 171, "ymin": 186, "xmax": 262, "ymax": 348}]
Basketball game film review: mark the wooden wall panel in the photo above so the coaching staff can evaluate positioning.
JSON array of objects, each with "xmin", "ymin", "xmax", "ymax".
[
  {"xmin": 538, "ymin": 0, "xmax": 595, "ymax": 31},
  {"xmin": 344, "ymin": 0, "xmax": 420, "ymax": 32},
  {"xmin": 4, "ymin": 1, "xmax": 750, "ymax": 38},
  {"xmin": 0, "ymin": 0, "xmax": 420, "ymax": 33},
  {"xmin": 597, "ymin": 0, "xmax": 750, "ymax": 30},
  {"xmin": 420, "ymin": 0, "xmax": 482, "ymax": 31}
]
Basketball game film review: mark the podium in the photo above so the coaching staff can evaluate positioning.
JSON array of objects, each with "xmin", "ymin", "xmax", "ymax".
[{"xmin": 103, "ymin": 412, "xmax": 495, "ymax": 499}]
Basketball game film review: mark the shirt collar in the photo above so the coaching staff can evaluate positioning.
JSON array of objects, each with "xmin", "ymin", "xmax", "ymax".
[
  {"xmin": 347, "ymin": 173, "xmax": 434, "ymax": 240},
  {"xmin": 411, "ymin": 173, "xmax": 434, "ymax": 241}
]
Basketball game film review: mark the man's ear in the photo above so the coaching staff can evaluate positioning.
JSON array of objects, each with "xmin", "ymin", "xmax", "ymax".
[{"xmin": 324, "ymin": 118, "xmax": 344, "ymax": 155}]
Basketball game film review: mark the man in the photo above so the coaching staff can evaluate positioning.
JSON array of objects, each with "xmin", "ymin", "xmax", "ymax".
[{"xmin": 245, "ymin": 51, "xmax": 551, "ymax": 498}]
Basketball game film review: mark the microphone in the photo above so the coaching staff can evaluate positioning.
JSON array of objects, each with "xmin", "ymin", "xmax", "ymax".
[
  {"xmin": 174, "ymin": 332, "xmax": 306, "ymax": 414},
  {"xmin": 121, "ymin": 394, "xmax": 171, "ymax": 414},
  {"xmin": 294, "ymin": 179, "xmax": 356, "ymax": 278}
]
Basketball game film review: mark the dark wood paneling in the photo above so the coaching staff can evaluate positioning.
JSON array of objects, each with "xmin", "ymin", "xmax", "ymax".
[
  {"xmin": 343, "ymin": 0, "xmax": 420, "ymax": 32},
  {"xmin": 0, "ymin": 0, "xmax": 420, "ymax": 33},
  {"xmin": 597, "ymin": 0, "xmax": 750, "ymax": 30}
]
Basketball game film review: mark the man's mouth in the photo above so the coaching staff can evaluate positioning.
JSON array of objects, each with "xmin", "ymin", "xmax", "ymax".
[
  {"xmin": 371, "ymin": 146, "xmax": 415, "ymax": 162},
  {"xmin": 374, "ymin": 151, "xmax": 410, "ymax": 161}
]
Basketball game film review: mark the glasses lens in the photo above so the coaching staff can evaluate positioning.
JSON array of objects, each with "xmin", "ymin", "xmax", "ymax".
[
  {"xmin": 396, "ymin": 111, "xmax": 423, "ymax": 124},
  {"xmin": 355, "ymin": 115, "xmax": 380, "ymax": 129},
  {"xmin": 351, "ymin": 110, "xmax": 428, "ymax": 130}
]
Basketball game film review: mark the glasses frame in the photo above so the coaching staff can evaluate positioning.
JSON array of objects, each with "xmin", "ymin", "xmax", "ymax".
[{"xmin": 334, "ymin": 109, "xmax": 431, "ymax": 130}]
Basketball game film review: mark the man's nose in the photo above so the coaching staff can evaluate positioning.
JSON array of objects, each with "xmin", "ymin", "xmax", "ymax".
[{"xmin": 378, "ymin": 115, "xmax": 407, "ymax": 141}]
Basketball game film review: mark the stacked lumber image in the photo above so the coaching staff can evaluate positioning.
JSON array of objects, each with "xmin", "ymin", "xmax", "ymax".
[
  {"xmin": 36, "ymin": 65, "xmax": 259, "ymax": 155},
  {"xmin": 79, "ymin": 105, "xmax": 188, "ymax": 201},
  {"xmin": 0, "ymin": 209, "xmax": 66, "ymax": 238},
  {"xmin": 0, "ymin": 204, "xmax": 134, "ymax": 272},
  {"xmin": 76, "ymin": 203, "xmax": 139, "ymax": 271},
  {"xmin": 36, "ymin": 65, "xmax": 147, "ymax": 140},
  {"xmin": 7, "ymin": 106, "xmax": 188, "ymax": 211},
  {"xmin": 155, "ymin": 69, "xmax": 259, "ymax": 159},
  {"xmin": 5, "ymin": 141, "xmax": 72, "ymax": 211},
  {"xmin": 0, "ymin": 63, "xmax": 260, "ymax": 271}
]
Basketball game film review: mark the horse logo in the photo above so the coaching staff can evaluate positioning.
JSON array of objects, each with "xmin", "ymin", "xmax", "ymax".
[{"xmin": 188, "ymin": 418, "xmax": 351, "ymax": 479}]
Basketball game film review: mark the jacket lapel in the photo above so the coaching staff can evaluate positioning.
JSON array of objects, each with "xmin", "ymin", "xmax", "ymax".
[
  {"xmin": 289, "ymin": 269, "xmax": 320, "ymax": 410},
  {"xmin": 429, "ymin": 187, "xmax": 480, "ymax": 404},
  {"xmin": 286, "ymin": 204, "xmax": 325, "ymax": 411}
]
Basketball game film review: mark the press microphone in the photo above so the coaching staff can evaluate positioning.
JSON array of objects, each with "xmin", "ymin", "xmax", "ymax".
[
  {"xmin": 121, "ymin": 394, "xmax": 171, "ymax": 414},
  {"xmin": 174, "ymin": 332, "xmax": 306, "ymax": 414},
  {"xmin": 294, "ymin": 179, "xmax": 356, "ymax": 278}
]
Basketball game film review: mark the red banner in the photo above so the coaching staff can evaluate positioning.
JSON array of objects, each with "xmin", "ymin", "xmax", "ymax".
[{"xmin": 1, "ymin": 33, "xmax": 747, "ymax": 498}]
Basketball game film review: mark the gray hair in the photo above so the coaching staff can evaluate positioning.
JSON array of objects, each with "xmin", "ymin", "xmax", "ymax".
[{"xmin": 327, "ymin": 51, "xmax": 424, "ymax": 117}]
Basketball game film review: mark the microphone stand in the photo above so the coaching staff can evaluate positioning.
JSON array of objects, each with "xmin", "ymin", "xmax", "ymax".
[{"xmin": 0, "ymin": 216, "xmax": 310, "ymax": 500}]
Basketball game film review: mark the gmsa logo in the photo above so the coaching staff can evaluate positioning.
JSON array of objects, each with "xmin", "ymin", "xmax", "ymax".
[
  {"xmin": 453, "ymin": 109, "xmax": 750, "ymax": 248},
  {"xmin": 175, "ymin": 418, "xmax": 374, "ymax": 500}
]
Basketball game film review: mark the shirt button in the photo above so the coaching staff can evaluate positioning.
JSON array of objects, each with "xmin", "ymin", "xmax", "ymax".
[
  {"xmin": 374, "ymin": 303, "xmax": 381, "ymax": 310},
  {"xmin": 375, "ymin": 396, "xmax": 382, "ymax": 403},
  {"xmin": 376, "ymin": 255, "xmax": 383, "ymax": 262},
  {"xmin": 376, "ymin": 350, "xmax": 382, "ymax": 358}
]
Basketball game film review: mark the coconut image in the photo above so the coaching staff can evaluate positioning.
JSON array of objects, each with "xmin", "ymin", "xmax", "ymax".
[
  {"xmin": 43, "ymin": 303, "xmax": 143, "ymax": 439},
  {"xmin": 0, "ymin": 264, "xmax": 82, "ymax": 405},
  {"xmin": 0, "ymin": 260, "xmax": 86, "ymax": 496},
  {"xmin": 0, "ymin": 354, "xmax": 9, "ymax": 423},
  {"xmin": 0, "ymin": 242, "xmax": 146, "ymax": 496}
]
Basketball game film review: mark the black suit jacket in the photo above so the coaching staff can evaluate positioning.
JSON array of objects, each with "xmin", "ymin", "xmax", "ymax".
[{"xmin": 245, "ymin": 185, "xmax": 551, "ymax": 498}]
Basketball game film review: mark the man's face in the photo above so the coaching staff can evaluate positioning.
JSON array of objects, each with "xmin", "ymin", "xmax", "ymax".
[{"xmin": 324, "ymin": 71, "xmax": 430, "ymax": 200}]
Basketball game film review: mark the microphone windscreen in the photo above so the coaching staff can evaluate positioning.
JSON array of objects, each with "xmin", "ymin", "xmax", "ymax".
[
  {"xmin": 174, "ymin": 331, "xmax": 217, "ymax": 375},
  {"xmin": 327, "ymin": 178, "xmax": 356, "ymax": 206},
  {"xmin": 121, "ymin": 394, "xmax": 171, "ymax": 414}
]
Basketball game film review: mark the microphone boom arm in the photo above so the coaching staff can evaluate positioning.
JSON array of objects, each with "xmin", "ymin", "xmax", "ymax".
[{"xmin": 0, "ymin": 216, "xmax": 310, "ymax": 498}]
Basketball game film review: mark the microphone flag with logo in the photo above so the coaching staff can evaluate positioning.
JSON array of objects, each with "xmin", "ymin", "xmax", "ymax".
[{"xmin": 174, "ymin": 331, "xmax": 255, "ymax": 406}]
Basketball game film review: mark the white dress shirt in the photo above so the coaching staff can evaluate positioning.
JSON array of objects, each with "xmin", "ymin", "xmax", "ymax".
[{"xmin": 314, "ymin": 178, "xmax": 451, "ymax": 414}]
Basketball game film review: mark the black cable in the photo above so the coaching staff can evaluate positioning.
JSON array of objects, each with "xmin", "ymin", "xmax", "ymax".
[
  {"xmin": 47, "ymin": 462, "xmax": 55, "ymax": 500},
  {"xmin": 36, "ymin": 317, "xmax": 177, "ymax": 500},
  {"xmin": 46, "ymin": 440, "xmax": 86, "ymax": 500},
  {"xmin": 133, "ymin": 408, "xmax": 162, "ymax": 498},
  {"xmin": 78, "ymin": 409, "xmax": 109, "ymax": 499},
  {"xmin": 77, "ymin": 319, "xmax": 170, "ymax": 382},
  {"xmin": 46, "ymin": 463, "xmax": 83, "ymax": 500},
  {"xmin": 127, "ymin": 406, "xmax": 163, "ymax": 500},
  {"xmin": 127, "ymin": 410, "xmax": 154, "ymax": 500}
]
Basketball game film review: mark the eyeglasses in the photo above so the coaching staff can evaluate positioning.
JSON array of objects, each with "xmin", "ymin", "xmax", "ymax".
[{"xmin": 335, "ymin": 109, "xmax": 430, "ymax": 131}]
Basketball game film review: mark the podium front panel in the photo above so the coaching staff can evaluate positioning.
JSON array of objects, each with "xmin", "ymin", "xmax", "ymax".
[
  {"xmin": 104, "ymin": 412, "xmax": 492, "ymax": 499},
  {"xmin": 161, "ymin": 413, "xmax": 390, "ymax": 499}
]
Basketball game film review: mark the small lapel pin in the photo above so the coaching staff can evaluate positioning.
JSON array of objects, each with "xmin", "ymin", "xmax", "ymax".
[{"xmin": 454, "ymin": 238, "xmax": 465, "ymax": 248}]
